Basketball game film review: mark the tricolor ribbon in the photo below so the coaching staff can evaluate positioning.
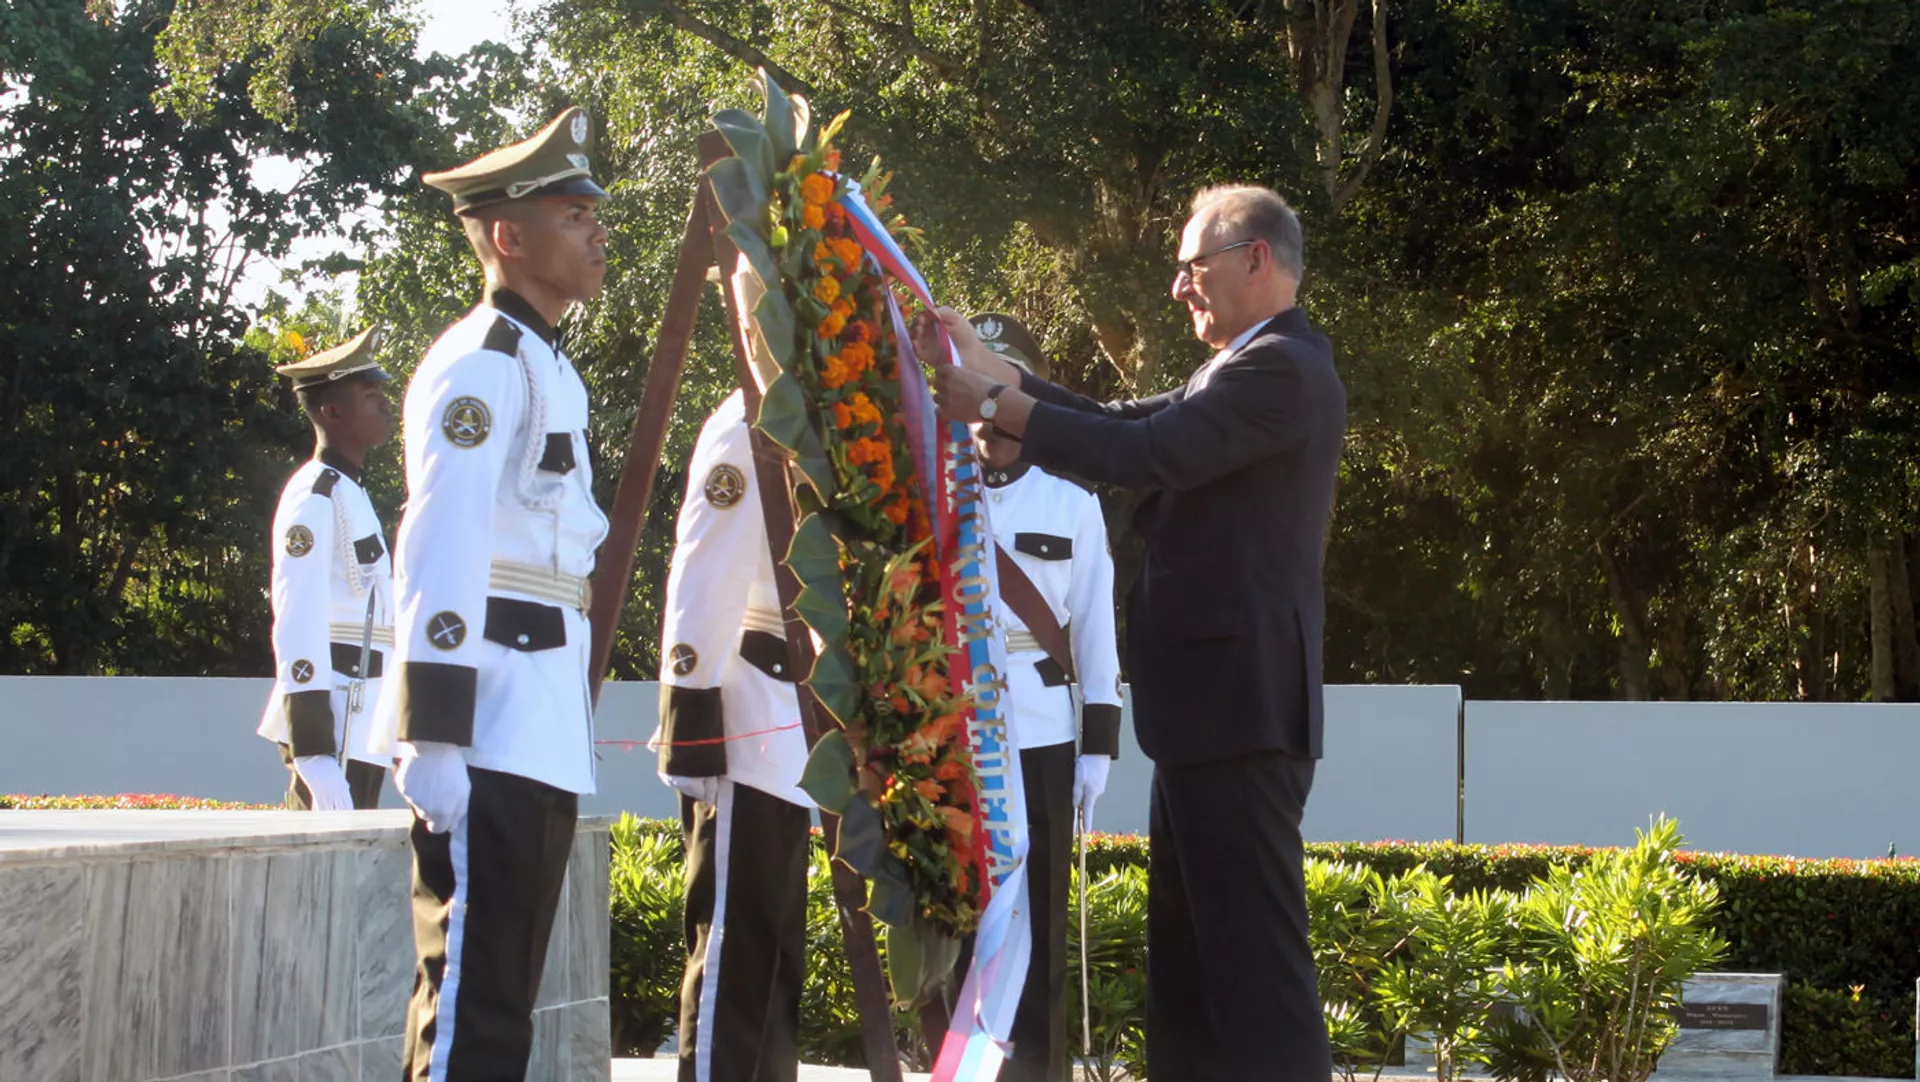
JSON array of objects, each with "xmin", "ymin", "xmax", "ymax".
[{"xmin": 838, "ymin": 184, "xmax": 1032, "ymax": 1082}]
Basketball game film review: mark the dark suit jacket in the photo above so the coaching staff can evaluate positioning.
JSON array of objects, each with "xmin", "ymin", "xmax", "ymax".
[{"xmin": 1018, "ymin": 307, "xmax": 1345, "ymax": 766}]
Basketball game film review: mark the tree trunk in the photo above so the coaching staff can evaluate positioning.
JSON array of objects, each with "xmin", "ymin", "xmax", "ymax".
[
  {"xmin": 1868, "ymin": 539, "xmax": 1895, "ymax": 701},
  {"xmin": 1888, "ymin": 532, "xmax": 1920, "ymax": 700},
  {"xmin": 1596, "ymin": 543, "xmax": 1651, "ymax": 701},
  {"xmin": 1535, "ymin": 598, "xmax": 1574, "ymax": 699}
]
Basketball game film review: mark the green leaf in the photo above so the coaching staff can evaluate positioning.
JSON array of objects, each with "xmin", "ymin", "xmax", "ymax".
[
  {"xmin": 835, "ymin": 796, "xmax": 885, "ymax": 875},
  {"xmin": 793, "ymin": 428, "xmax": 835, "ymax": 497},
  {"xmin": 807, "ymin": 643, "xmax": 862, "ymax": 725},
  {"xmin": 727, "ymin": 220, "xmax": 779, "ymax": 294},
  {"xmin": 711, "ymin": 108, "xmax": 775, "ymax": 185},
  {"xmin": 818, "ymin": 108, "xmax": 851, "ymax": 152},
  {"xmin": 793, "ymin": 582, "xmax": 849, "ymax": 644},
  {"xmin": 753, "ymin": 291, "xmax": 798, "ymax": 375},
  {"xmin": 758, "ymin": 69, "xmax": 798, "ymax": 163},
  {"xmin": 798, "ymin": 728, "xmax": 856, "ymax": 815},
  {"xmin": 786, "ymin": 512, "xmax": 841, "ymax": 584},
  {"xmin": 706, "ymin": 156, "xmax": 769, "ymax": 232},
  {"xmin": 867, "ymin": 862, "xmax": 914, "ymax": 929},
  {"xmin": 885, "ymin": 917, "xmax": 961, "ymax": 1008},
  {"xmin": 753, "ymin": 371, "xmax": 810, "ymax": 453},
  {"xmin": 795, "ymin": 294, "xmax": 829, "ymax": 325}
]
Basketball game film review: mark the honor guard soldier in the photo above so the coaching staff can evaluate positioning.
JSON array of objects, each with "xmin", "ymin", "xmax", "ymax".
[
  {"xmin": 652, "ymin": 389, "xmax": 813, "ymax": 1082},
  {"xmin": 386, "ymin": 106, "xmax": 611, "ymax": 1082},
  {"xmin": 258, "ymin": 325, "xmax": 398, "ymax": 811},
  {"xmin": 970, "ymin": 312, "xmax": 1122, "ymax": 1082}
]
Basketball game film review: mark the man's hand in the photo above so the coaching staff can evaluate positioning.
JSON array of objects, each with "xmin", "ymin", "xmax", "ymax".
[
  {"xmin": 930, "ymin": 307, "xmax": 1023, "ymax": 382},
  {"xmin": 395, "ymin": 741, "xmax": 472, "ymax": 834},
  {"xmin": 293, "ymin": 755, "xmax": 354, "ymax": 812},
  {"xmin": 1072, "ymin": 753, "xmax": 1112, "ymax": 830},
  {"xmin": 659, "ymin": 773, "xmax": 722, "ymax": 806},
  {"xmin": 933, "ymin": 362, "xmax": 1005, "ymax": 425}
]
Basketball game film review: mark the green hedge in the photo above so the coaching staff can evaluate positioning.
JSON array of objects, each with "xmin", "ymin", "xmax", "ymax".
[{"xmin": 617, "ymin": 821, "xmax": 1920, "ymax": 1077}]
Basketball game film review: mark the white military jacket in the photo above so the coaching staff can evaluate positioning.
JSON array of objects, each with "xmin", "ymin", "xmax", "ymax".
[
  {"xmin": 984, "ymin": 462, "xmax": 1124, "ymax": 755},
  {"xmin": 257, "ymin": 454, "xmax": 397, "ymax": 764},
  {"xmin": 651, "ymin": 391, "xmax": 810, "ymax": 806},
  {"xmin": 379, "ymin": 288, "xmax": 609, "ymax": 795}
]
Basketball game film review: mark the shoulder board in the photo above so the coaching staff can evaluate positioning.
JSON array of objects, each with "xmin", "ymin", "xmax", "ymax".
[
  {"xmin": 482, "ymin": 317, "xmax": 523, "ymax": 357},
  {"xmin": 311, "ymin": 469, "xmax": 339, "ymax": 497}
]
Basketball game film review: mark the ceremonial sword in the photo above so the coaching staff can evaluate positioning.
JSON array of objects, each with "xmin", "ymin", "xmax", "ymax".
[
  {"xmin": 1078, "ymin": 804, "xmax": 1091, "ymax": 1061},
  {"xmin": 340, "ymin": 589, "xmax": 376, "ymax": 770}
]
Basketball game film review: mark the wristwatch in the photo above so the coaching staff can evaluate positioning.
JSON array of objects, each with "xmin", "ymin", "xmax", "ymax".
[{"xmin": 979, "ymin": 383, "xmax": 1009, "ymax": 422}]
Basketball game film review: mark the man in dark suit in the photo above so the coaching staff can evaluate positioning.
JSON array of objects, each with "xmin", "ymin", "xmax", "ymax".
[{"xmin": 931, "ymin": 185, "xmax": 1344, "ymax": 1081}]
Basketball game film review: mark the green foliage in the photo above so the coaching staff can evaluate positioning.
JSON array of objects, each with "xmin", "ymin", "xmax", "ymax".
[
  {"xmin": 1781, "ymin": 983, "xmax": 1916, "ymax": 1079},
  {"xmin": 1068, "ymin": 864, "xmax": 1149, "ymax": 1082},
  {"xmin": 607, "ymin": 814, "xmax": 686, "ymax": 1056},
  {"xmin": 1373, "ymin": 871, "xmax": 1517, "ymax": 1081},
  {"xmin": 1489, "ymin": 820, "xmax": 1728, "ymax": 1082}
]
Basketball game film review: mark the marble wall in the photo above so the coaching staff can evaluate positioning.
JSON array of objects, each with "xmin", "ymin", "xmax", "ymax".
[{"xmin": 0, "ymin": 810, "xmax": 610, "ymax": 1082}]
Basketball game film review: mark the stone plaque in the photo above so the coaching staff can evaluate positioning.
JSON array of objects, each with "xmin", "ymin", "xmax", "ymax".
[
  {"xmin": 1653, "ymin": 972, "xmax": 1783, "ymax": 1080},
  {"xmin": 1677, "ymin": 1002, "xmax": 1771, "ymax": 1031}
]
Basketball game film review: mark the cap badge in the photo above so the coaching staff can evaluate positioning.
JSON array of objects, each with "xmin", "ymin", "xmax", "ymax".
[
  {"xmin": 571, "ymin": 113, "xmax": 589, "ymax": 145},
  {"xmin": 977, "ymin": 317, "xmax": 1004, "ymax": 341},
  {"xmin": 568, "ymin": 153, "xmax": 589, "ymax": 171}
]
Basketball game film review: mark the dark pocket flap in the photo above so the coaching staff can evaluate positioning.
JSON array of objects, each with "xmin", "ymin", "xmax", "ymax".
[
  {"xmin": 1014, "ymin": 532, "xmax": 1073, "ymax": 561},
  {"xmin": 1034, "ymin": 655, "xmax": 1071, "ymax": 687},
  {"xmin": 330, "ymin": 642, "xmax": 385, "ymax": 679},
  {"xmin": 354, "ymin": 534, "xmax": 385, "ymax": 565},
  {"xmin": 484, "ymin": 596, "xmax": 567, "ymax": 652},
  {"xmin": 739, "ymin": 629, "xmax": 797, "ymax": 682},
  {"xmin": 539, "ymin": 433, "xmax": 577, "ymax": 474}
]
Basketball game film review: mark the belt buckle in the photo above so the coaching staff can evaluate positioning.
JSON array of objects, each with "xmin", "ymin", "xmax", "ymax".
[{"xmin": 578, "ymin": 577, "xmax": 593, "ymax": 613}]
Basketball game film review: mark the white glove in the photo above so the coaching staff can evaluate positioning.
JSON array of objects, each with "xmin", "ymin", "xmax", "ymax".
[
  {"xmin": 395, "ymin": 741, "xmax": 472, "ymax": 835},
  {"xmin": 293, "ymin": 755, "xmax": 354, "ymax": 812},
  {"xmin": 1072, "ymin": 754, "xmax": 1112, "ymax": 830},
  {"xmin": 659, "ymin": 773, "xmax": 722, "ymax": 806}
]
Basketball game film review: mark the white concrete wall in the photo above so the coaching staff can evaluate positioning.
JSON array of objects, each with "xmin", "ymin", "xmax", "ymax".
[
  {"xmin": 1464, "ymin": 700, "xmax": 1920, "ymax": 858},
  {"xmin": 16, "ymin": 677, "xmax": 1916, "ymax": 857},
  {"xmin": 0, "ymin": 678, "xmax": 1463, "ymax": 840}
]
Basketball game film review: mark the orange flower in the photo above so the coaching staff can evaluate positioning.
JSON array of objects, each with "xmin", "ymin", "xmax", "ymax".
[
  {"xmin": 915, "ymin": 667, "xmax": 947, "ymax": 703},
  {"xmin": 870, "ymin": 460, "xmax": 895, "ymax": 492},
  {"xmin": 813, "ymin": 275, "xmax": 842, "ymax": 304},
  {"xmin": 938, "ymin": 805, "xmax": 975, "ymax": 839},
  {"xmin": 847, "ymin": 392, "xmax": 881, "ymax": 427},
  {"xmin": 832, "ymin": 297, "xmax": 855, "ymax": 320},
  {"xmin": 936, "ymin": 757, "xmax": 970, "ymax": 784},
  {"xmin": 827, "ymin": 203, "xmax": 848, "ymax": 226},
  {"xmin": 915, "ymin": 778, "xmax": 945, "ymax": 802},
  {"xmin": 840, "ymin": 340, "xmax": 876, "ymax": 375},
  {"xmin": 825, "ymin": 148, "xmax": 842, "ymax": 172},
  {"xmin": 802, "ymin": 204, "xmax": 826, "ymax": 230},
  {"xmin": 801, "ymin": 173, "xmax": 836, "ymax": 206},
  {"xmin": 831, "ymin": 402, "xmax": 853, "ymax": 429},
  {"xmin": 884, "ymin": 499, "xmax": 909, "ymax": 525},
  {"xmin": 818, "ymin": 311, "xmax": 847, "ymax": 339},
  {"xmin": 820, "ymin": 353, "xmax": 852, "ymax": 390},
  {"xmin": 847, "ymin": 319, "xmax": 873, "ymax": 344},
  {"xmin": 829, "ymin": 237, "xmax": 863, "ymax": 268}
]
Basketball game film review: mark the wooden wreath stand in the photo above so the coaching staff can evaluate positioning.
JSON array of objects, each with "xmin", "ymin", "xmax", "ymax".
[{"xmin": 585, "ymin": 131, "xmax": 949, "ymax": 1080}]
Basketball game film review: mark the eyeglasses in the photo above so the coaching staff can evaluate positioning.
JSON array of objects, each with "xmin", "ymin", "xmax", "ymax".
[{"xmin": 1175, "ymin": 239, "xmax": 1257, "ymax": 279}]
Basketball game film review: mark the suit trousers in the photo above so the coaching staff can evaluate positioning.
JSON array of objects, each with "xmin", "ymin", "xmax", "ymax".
[
  {"xmin": 677, "ymin": 780, "xmax": 811, "ymax": 1082},
  {"xmin": 1146, "ymin": 751, "xmax": 1329, "ymax": 1082},
  {"xmin": 402, "ymin": 767, "xmax": 578, "ymax": 1081}
]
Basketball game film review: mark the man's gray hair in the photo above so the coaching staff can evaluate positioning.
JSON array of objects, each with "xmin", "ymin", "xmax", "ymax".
[{"xmin": 1191, "ymin": 185, "xmax": 1305, "ymax": 277}]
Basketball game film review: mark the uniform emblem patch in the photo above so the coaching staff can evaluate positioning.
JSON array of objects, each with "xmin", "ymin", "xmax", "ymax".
[
  {"xmin": 427, "ymin": 611, "xmax": 468, "ymax": 650},
  {"xmin": 442, "ymin": 397, "xmax": 492, "ymax": 448},
  {"xmin": 668, "ymin": 643, "xmax": 699, "ymax": 676},
  {"xmin": 285, "ymin": 524, "xmax": 315, "ymax": 558},
  {"xmin": 291, "ymin": 659, "xmax": 315, "ymax": 684},
  {"xmin": 703, "ymin": 464, "xmax": 746, "ymax": 509},
  {"xmin": 571, "ymin": 113, "xmax": 590, "ymax": 145}
]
